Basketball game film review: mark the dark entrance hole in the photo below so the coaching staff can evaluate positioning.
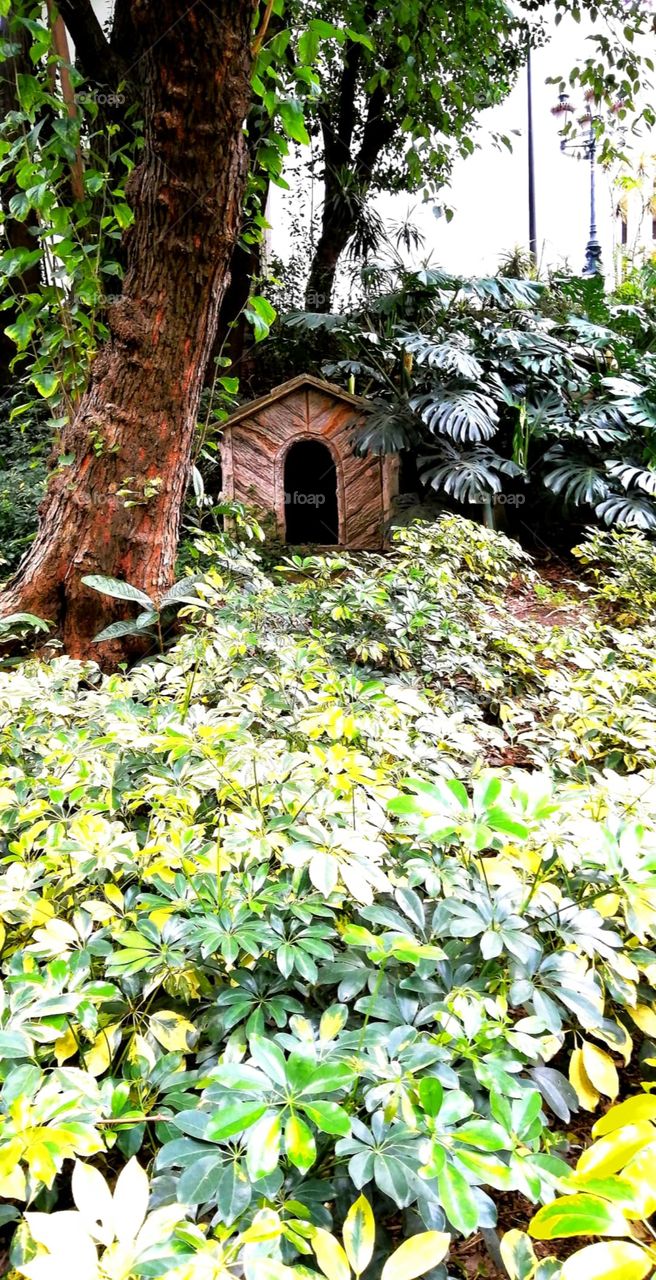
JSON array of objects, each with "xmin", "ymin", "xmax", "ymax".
[{"xmin": 284, "ymin": 439, "xmax": 339, "ymax": 544}]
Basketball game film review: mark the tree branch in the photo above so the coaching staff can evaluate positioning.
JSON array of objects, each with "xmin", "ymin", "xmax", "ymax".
[
  {"xmin": 336, "ymin": 37, "xmax": 364, "ymax": 154},
  {"xmin": 355, "ymin": 80, "xmax": 395, "ymax": 178},
  {"xmin": 54, "ymin": 0, "xmax": 125, "ymax": 86},
  {"xmin": 47, "ymin": 1, "xmax": 85, "ymax": 200}
]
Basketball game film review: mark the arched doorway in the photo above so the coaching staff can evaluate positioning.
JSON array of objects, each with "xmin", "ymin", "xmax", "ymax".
[{"xmin": 284, "ymin": 439, "xmax": 339, "ymax": 544}]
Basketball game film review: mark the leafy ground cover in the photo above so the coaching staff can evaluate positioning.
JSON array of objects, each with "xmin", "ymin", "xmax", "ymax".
[{"xmin": 0, "ymin": 516, "xmax": 655, "ymax": 1280}]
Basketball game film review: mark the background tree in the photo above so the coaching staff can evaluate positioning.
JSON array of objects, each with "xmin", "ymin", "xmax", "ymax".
[
  {"xmin": 297, "ymin": 0, "xmax": 526, "ymax": 311},
  {"xmin": 294, "ymin": 0, "xmax": 655, "ymax": 311}
]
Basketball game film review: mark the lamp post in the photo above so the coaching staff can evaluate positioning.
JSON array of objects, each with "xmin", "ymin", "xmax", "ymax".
[
  {"xmin": 553, "ymin": 92, "xmax": 603, "ymax": 276},
  {"xmin": 527, "ymin": 45, "xmax": 538, "ymax": 265}
]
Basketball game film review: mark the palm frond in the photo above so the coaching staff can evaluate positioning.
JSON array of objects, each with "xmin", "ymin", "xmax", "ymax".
[
  {"xmin": 355, "ymin": 400, "xmax": 418, "ymax": 454},
  {"xmin": 566, "ymin": 315, "xmax": 618, "ymax": 348},
  {"xmin": 284, "ymin": 311, "xmax": 349, "ymax": 331},
  {"xmin": 322, "ymin": 359, "xmax": 383, "ymax": 382},
  {"xmin": 543, "ymin": 456, "xmax": 609, "ymax": 507},
  {"xmin": 603, "ymin": 376, "xmax": 656, "ymax": 430},
  {"xmin": 460, "ymin": 276, "xmax": 544, "ymax": 308},
  {"xmin": 575, "ymin": 402, "xmax": 631, "ymax": 445}
]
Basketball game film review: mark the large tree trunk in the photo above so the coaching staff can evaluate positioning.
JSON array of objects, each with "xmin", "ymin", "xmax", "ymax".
[
  {"xmin": 0, "ymin": 0, "xmax": 255, "ymax": 661},
  {"xmin": 304, "ymin": 31, "xmax": 394, "ymax": 313},
  {"xmin": 305, "ymin": 213, "xmax": 353, "ymax": 313}
]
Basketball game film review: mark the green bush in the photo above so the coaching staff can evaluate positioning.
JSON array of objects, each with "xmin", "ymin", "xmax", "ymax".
[{"xmin": 572, "ymin": 524, "xmax": 656, "ymax": 625}]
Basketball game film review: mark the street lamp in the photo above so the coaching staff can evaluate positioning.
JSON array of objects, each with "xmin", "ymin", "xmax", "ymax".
[{"xmin": 553, "ymin": 92, "xmax": 603, "ymax": 277}]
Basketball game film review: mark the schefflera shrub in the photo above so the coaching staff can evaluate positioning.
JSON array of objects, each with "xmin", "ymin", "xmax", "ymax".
[{"xmin": 0, "ymin": 517, "xmax": 655, "ymax": 1279}]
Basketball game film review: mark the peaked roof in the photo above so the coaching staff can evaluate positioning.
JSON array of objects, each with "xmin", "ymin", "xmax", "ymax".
[{"xmin": 222, "ymin": 374, "xmax": 370, "ymax": 428}]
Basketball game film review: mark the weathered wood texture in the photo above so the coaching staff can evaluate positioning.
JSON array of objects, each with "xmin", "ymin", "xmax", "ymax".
[{"xmin": 222, "ymin": 376, "xmax": 398, "ymax": 549}]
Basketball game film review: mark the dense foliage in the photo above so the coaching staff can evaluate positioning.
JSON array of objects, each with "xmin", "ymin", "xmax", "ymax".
[
  {"xmin": 285, "ymin": 263, "xmax": 656, "ymax": 533},
  {"xmin": 0, "ymin": 397, "xmax": 46, "ymax": 573},
  {"xmin": 0, "ymin": 516, "xmax": 655, "ymax": 1278},
  {"xmin": 505, "ymin": 1092, "xmax": 656, "ymax": 1280}
]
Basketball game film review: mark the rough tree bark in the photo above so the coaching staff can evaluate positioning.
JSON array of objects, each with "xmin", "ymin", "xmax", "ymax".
[{"xmin": 0, "ymin": 0, "xmax": 256, "ymax": 661}]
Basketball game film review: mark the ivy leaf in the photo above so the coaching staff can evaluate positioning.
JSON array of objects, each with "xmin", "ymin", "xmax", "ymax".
[
  {"xmin": 278, "ymin": 98, "xmax": 310, "ymax": 145},
  {"xmin": 31, "ymin": 370, "xmax": 59, "ymax": 398},
  {"xmin": 244, "ymin": 294, "xmax": 277, "ymax": 341},
  {"xmin": 5, "ymin": 313, "xmax": 35, "ymax": 350}
]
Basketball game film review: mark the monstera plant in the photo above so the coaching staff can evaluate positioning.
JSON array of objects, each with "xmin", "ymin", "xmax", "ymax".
[{"xmin": 286, "ymin": 262, "xmax": 656, "ymax": 531}]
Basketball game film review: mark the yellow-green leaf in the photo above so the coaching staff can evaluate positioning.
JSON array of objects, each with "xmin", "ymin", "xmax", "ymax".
[
  {"xmin": 0, "ymin": 1161, "xmax": 26, "ymax": 1200},
  {"xmin": 312, "ymin": 1228, "xmax": 351, "ymax": 1280},
  {"xmin": 240, "ymin": 1209, "xmax": 282, "ymax": 1244},
  {"xmin": 85, "ymin": 1022, "xmax": 122, "ymax": 1077},
  {"xmin": 343, "ymin": 1195, "xmax": 375, "ymax": 1277},
  {"xmin": 149, "ymin": 1010, "xmax": 196, "ymax": 1052},
  {"xmin": 592, "ymin": 1095, "xmax": 656, "ymax": 1138},
  {"xmin": 561, "ymin": 1241, "xmax": 654, "ymax": 1280},
  {"xmin": 530, "ymin": 1193, "xmax": 632, "ymax": 1240},
  {"xmin": 54, "ymin": 1026, "xmax": 78, "ymax": 1065},
  {"xmin": 569, "ymin": 1048, "xmax": 600, "ymax": 1112},
  {"xmin": 500, "ymin": 1230, "xmax": 538, "ymax": 1280},
  {"xmin": 576, "ymin": 1123, "xmax": 656, "ymax": 1178},
  {"xmin": 285, "ymin": 1114, "xmax": 316, "ymax": 1172},
  {"xmin": 594, "ymin": 893, "xmax": 621, "ymax": 919},
  {"xmin": 582, "ymin": 1042, "xmax": 619, "ymax": 1101},
  {"xmin": 246, "ymin": 1113, "xmax": 281, "ymax": 1181},
  {"xmin": 628, "ymin": 1005, "xmax": 656, "ymax": 1037},
  {"xmin": 319, "ymin": 1004, "xmax": 348, "ymax": 1042},
  {"xmin": 380, "ymin": 1232, "xmax": 451, "ymax": 1280},
  {"xmin": 622, "ymin": 1144, "xmax": 656, "ymax": 1217}
]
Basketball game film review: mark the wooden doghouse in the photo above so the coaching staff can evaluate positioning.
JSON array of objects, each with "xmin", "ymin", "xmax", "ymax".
[{"xmin": 220, "ymin": 374, "xmax": 398, "ymax": 549}]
